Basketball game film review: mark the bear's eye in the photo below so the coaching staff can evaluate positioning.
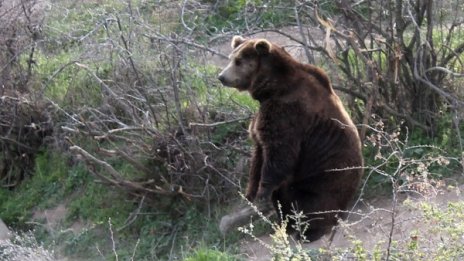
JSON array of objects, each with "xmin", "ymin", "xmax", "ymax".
[{"xmin": 234, "ymin": 58, "xmax": 242, "ymax": 66}]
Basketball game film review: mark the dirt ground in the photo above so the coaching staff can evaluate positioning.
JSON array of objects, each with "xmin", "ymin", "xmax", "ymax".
[{"xmin": 241, "ymin": 182, "xmax": 464, "ymax": 260}]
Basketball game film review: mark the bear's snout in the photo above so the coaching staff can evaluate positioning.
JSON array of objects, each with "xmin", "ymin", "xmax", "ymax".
[
  {"xmin": 218, "ymin": 72, "xmax": 234, "ymax": 87},
  {"xmin": 218, "ymin": 74, "xmax": 226, "ymax": 84}
]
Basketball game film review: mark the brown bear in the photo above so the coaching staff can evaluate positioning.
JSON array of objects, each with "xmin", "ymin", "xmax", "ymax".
[{"xmin": 218, "ymin": 36, "xmax": 364, "ymax": 241}]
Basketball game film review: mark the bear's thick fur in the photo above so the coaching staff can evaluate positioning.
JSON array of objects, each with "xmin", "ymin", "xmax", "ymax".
[{"xmin": 218, "ymin": 36, "xmax": 364, "ymax": 241}]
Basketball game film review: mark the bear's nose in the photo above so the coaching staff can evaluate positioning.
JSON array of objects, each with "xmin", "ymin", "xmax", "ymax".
[{"xmin": 218, "ymin": 75, "xmax": 225, "ymax": 83}]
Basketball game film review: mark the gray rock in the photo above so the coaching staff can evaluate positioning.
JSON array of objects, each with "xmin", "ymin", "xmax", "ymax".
[{"xmin": 0, "ymin": 218, "xmax": 11, "ymax": 241}]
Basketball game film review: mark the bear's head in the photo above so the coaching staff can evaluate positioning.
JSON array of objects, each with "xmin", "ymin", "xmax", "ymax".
[{"xmin": 218, "ymin": 36, "xmax": 288, "ymax": 91}]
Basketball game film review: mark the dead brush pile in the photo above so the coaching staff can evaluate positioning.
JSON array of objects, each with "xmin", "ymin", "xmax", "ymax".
[{"xmin": 0, "ymin": 91, "xmax": 53, "ymax": 188}]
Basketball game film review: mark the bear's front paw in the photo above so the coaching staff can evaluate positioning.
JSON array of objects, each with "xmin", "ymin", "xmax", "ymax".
[{"xmin": 255, "ymin": 188, "xmax": 273, "ymax": 211}]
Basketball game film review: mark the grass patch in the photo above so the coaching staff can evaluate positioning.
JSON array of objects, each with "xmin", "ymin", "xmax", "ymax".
[
  {"xmin": 0, "ymin": 151, "xmax": 74, "ymax": 226},
  {"xmin": 0, "ymin": 148, "xmax": 243, "ymax": 260},
  {"xmin": 184, "ymin": 247, "xmax": 240, "ymax": 261},
  {"xmin": 203, "ymin": 0, "xmax": 293, "ymax": 34}
]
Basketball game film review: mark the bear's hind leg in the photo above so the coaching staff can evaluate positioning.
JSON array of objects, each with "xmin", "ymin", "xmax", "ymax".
[{"xmin": 293, "ymin": 193, "xmax": 342, "ymax": 242}]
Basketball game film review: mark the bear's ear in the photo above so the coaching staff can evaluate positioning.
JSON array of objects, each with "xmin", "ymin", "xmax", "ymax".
[
  {"xmin": 231, "ymin": 35, "xmax": 246, "ymax": 49},
  {"xmin": 254, "ymin": 39, "xmax": 271, "ymax": 55}
]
